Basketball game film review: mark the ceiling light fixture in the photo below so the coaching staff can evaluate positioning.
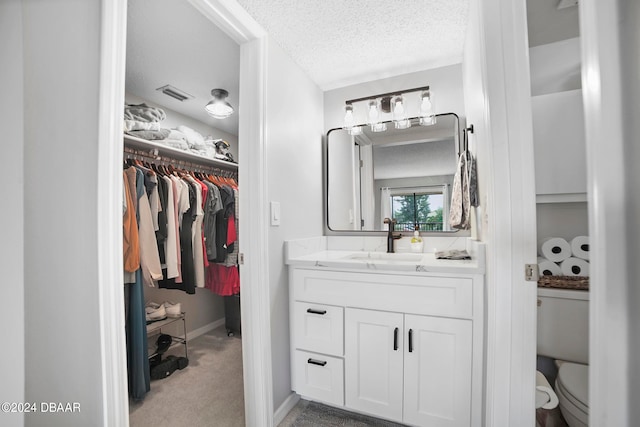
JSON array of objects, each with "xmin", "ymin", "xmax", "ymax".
[
  {"xmin": 205, "ymin": 88, "xmax": 234, "ymax": 119},
  {"xmin": 342, "ymin": 85, "xmax": 435, "ymax": 133}
]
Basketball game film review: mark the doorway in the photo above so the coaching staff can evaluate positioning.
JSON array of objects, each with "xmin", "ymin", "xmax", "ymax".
[{"xmin": 98, "ymin": 0, "xmax": 273, "ymax": 425}]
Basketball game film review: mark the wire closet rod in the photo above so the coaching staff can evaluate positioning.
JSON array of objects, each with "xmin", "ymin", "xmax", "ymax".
[{"xmin": 123, "ymin": 147, "xmax": 238, "ymax": 178}]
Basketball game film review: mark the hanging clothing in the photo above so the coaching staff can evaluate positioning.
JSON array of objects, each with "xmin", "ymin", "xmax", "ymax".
[
  {"xmin": 205, "ymin": 264, "xmax": 240, "ymax": 296},
  {"xmin": 203, "ymin": 182, "xmax": 223, "ymax": 262},
  {"xmin": 162, "ymin": 175, "xmax": 179, "ymax": 279},
  {"xmin": 132, "ymin": 167, "xmax": 163, "ymax": 287},
  {"xmin": 125, "ymin": 269, "xmax": 150, "ymax": 401},
  {"xmin": 123, "ymin": 171, "xmax": 140, "ymax": 273}
]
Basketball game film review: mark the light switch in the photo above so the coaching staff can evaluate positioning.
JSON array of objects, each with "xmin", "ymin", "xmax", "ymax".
[{"xmin": 270, "ymin": 201, "xmax": 281, "ymax": 226}]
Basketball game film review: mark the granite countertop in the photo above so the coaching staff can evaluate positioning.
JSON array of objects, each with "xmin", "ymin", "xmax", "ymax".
[{"xmin": 285, "ymin": 249, "xmax": 484, "ymax": 274}]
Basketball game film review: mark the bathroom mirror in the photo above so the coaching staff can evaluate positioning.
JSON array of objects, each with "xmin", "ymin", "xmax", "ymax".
[{"xmin": 326, "ymin": 113, "xmax": 462, "ymax": 233}]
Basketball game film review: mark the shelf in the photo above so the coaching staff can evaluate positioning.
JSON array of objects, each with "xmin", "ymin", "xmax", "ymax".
[
  {"xmin": 147, "ymin": 313, "xmax": 188, "ymax": 360},
  {"xmin": 146, "ymin": 313, "xmax": 186, "ymax": 333},
  {"xmin": 536, "ymin": 193, "xmax": 587, "ymax": 204},
  {"xmin": 124, "ymin": 134, "xmax": 238, "ymax": 170}
]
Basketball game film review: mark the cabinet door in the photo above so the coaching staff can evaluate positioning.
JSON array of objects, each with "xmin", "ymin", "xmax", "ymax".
[
  {"xmin": 345, "ymin": 308, "xmax": 404, "ymax": 421},
  {"xmin": 403, "ymin": 314, "xmax": 472, "ymax": 427}
]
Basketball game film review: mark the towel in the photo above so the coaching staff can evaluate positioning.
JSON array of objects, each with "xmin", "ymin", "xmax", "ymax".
[
  {"xmin": 449, "ymin": 152, "xmax": 470, "ymax": 229},
  {"xmin": 435, "ymin": 249, "xmax": 471, "ymax": 260},
  {"xmin": 124, "ymin": 103, "xmax": 166, "ymax": 123}
]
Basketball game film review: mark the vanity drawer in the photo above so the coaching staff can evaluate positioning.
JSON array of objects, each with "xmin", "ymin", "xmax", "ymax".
[
  {"xmin": 292, "ymin": 269, "xmax": 474, "ymax": 319},
  {"xmin": 293, "ymin": 302, "xmax": 344, "ymax": 356},
  {"xmin": 293, "ymin": 350, "xmax": 344, "ymax": 406}
]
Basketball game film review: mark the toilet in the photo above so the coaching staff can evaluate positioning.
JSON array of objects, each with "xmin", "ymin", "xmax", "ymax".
[{"xmin": 537, "ymin": 288, "xmax": 589, "ymax": 426}]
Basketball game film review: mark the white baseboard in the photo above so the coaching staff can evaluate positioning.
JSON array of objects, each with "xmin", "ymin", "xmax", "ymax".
[
  {"xmin": 273, "ymin": 392, "xmax": 300, "ymax": 426},
  {"xmin": 186, "ymin": 317, "xmax": 225, "ymax": 341}
]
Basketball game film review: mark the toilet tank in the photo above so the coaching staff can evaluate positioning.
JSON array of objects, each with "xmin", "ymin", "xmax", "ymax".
[{"xmin": 537, "ymin": 288, "xmax": 589, "ymax": 364}]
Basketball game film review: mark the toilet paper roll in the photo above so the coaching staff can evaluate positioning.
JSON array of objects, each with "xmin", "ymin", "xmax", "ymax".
[
  {"xmin": 538, "ymin": 237, "xmax": 571, "ymax": 262},
  {"xmin": 535, "ymin": 371, "xmax": 559, "ymax": 410},
  {"xmin": 570, "ymin": 235, "xmax": 590, "ymax": 260},
  {"xmin": 538, "ymin": 257, "xmax": 562, "ymax": 276},
  {"xmin": 560, "ymin": 257, "xmax": 590, "ymax": 276}
]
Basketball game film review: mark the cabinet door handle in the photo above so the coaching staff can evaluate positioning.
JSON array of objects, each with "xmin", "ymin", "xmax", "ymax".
[
  {"xmin": 394, "ymin": 327, "xmax": 399, "ymax": 351},
  {"xmin": 408, "ymin": 329, "xmax": 414, "ymax": 353},
  {"xmin": 306, "ymin": 308, "xmax": 327, "ymax": 315},
  {"xmin": 307, "ymin": 358, "xmax": 327, "ymax": 367}
]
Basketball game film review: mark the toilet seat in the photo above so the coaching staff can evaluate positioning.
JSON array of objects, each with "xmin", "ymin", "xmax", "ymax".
[{"xmin": 556, "ymin": 362, "xmax": 588, "ymax": 426}]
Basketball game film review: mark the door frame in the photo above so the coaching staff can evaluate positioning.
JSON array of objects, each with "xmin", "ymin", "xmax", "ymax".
[
  {"xmin": 471, "ymin": 0, "xmax": 538, "ymax": 425},
  {"xmin": 97, "ymin": 0, "xmax": 273, "ymax": 425},
  {"xmin": 580, "ymin": 0, "xmax": 630, "ymax": 425}
]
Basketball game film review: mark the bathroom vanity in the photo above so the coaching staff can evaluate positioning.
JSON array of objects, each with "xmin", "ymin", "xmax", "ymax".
[{"xmin": 285, "ymin": 239, "xmax": 485, "ymax": 427}]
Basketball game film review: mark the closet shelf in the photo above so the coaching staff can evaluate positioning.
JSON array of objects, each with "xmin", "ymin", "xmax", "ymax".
[
  {"xmin": 124, "ymin": 134, "xmax": 238, "ymax": 171},
  {"xmin": 146, "ymin": 313, "xmax": 188, "ymax": 360},
  {"xmin": 536, "ymin": 193, "xmax": 587, "ymax": 204}
]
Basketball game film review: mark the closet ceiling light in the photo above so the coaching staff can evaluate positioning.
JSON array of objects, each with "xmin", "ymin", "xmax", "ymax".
[
  {"xmin": 205, "ymin": 88, "xmax": 234, "ymax": 119},
  {"xmin": 342, "ymin": 85, "xmax": 434, "ymax": 133}
]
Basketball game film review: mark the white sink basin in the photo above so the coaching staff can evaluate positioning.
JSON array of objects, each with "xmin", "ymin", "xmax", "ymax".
[{"xmin": 345, "ymin": 252, "xmax": 424, "ymax": 262}]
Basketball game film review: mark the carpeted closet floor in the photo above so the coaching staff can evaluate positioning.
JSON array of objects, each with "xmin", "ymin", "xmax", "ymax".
[{"xmin": 129, "ymin": 325, "xmax": 245, "ymax": 427}]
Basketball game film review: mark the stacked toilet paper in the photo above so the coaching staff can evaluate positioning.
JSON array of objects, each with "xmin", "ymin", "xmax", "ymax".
[{"xmin": 538, "ymin": 236, "xmax": 589, "ymax": 276}]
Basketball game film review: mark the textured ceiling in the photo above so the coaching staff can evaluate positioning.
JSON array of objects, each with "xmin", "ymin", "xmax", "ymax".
[{"xmin": 235, "ymin": 0, "xmax": 469, "ymax": 90}]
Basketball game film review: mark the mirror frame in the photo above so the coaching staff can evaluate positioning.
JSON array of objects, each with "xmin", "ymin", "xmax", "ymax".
[{"xmin": 323, "ymin": 112, "xmax": 471, "ymax": 237}]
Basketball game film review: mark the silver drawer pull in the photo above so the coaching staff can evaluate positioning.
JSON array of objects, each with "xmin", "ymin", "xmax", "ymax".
[{"xmin": 307, "ymin": 358, "xmax": 327, "ymax": 367}]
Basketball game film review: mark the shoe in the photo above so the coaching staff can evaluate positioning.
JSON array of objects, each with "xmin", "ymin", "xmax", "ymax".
[
  {"xmin": 145, "ymin": 302, "xmax": 166, "ymax": 322},
  {"xmin": 163, "ymin": 301, "xmax": 182, "ymax": 318}
]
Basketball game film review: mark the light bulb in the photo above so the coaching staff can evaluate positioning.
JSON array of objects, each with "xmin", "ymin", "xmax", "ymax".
[
  {"xmin": 392, "ymin": 95, "xmax": 409, "ymax": 129},
  {"xmin": 344, "ymin": 104, "xmax": 355, "ymax": 130},
  {"xmin": 368, "ymin": 100, "xmax": 379, "ymax": 125},
  {"xmin": 420, "ymin": 92, "xmax": 432, "ymax": 115},
  {"xmin": 419, "ymin": 90, "xmax": 436, "ymax": 126},
  {"xmin": 393, "ymin": 97, "xmax": 405, "ymax": 117}
]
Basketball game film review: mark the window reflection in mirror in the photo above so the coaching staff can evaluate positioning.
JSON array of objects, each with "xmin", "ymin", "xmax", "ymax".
[{"xmin": 326, "ymin": 113, "xmax": 461, "ymax": 233}]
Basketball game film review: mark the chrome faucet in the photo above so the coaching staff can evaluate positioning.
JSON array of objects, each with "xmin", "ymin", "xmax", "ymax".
[{"xmin": 383, "ymin": 218, "xmax": 402, "ymax": 253}]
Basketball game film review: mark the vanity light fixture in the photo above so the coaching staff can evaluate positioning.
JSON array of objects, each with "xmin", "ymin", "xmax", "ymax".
[
  {"xmin": 342, "ymin": 85, "xmax": 435, "ymax": 133},
  {"xmin": 205, "ymin": 88, "xmax": 234, "ymax": 119}
]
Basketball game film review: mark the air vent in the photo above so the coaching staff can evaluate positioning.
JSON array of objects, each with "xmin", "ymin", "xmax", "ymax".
[{"xmin": 156, "ymin": 85, "xmax": 194, "ymax": 102}]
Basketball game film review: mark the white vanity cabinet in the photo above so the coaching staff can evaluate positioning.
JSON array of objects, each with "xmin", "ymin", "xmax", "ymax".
[{"xmin": 289, "ymin": 267, "xmax": 483, "ymax": 427}]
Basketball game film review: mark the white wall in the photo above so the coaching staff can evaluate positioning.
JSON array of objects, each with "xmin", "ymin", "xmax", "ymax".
[
  {"xmin": 529, "ymin": 37, "xmax": 581, "ymax": 96},
  {"xmin": 536, "ymin": 202, "xmax": 589, "ymax": 243},
  {"xmin": 620, "ymin": 1, "xmax": 640, "ymax": 418},
  {"xmin": 0, "ymin": 2, "xmax": 25, "ymax": 426},
  {"xmin": 324, "ymin": 65, "xmax": 465, "ymax": 132},
  {"xmin": 22, "ymin": 1, "xmax": 105, "ymax": 425},
  {"xmin": 265, "ymin": 39, "xmax": 325, "ymax": 410}
]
